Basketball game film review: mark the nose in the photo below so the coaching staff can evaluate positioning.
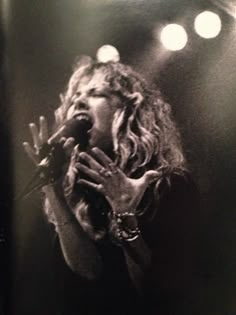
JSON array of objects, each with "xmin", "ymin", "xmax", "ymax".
[{"xmin": 74, "ymin": 93, "xmax": 89, "ymax": 110}]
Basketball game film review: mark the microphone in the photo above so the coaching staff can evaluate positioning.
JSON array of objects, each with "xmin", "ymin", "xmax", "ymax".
[
  {"xmin": 17, "ymin": 118, "xmax": 92, "ymax": 200},
  {"xmin": 40, "ymin": 117, "xmax": 92, "ymax": 178},
  {"xmin": 48, "ymin": 117, "xmax": 92, "ymax": 149},
  {"xmin": 40, "ymin": 117, "xmax": 92, "ymax": 179}
]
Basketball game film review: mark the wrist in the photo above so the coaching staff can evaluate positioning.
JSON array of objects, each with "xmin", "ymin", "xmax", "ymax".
[
  {"xmin": 43, "ymin": 182, "xmax": 66, "ymax": 204},
  {"xmin": 114, "ymin": 211, "xmax": 138, "ymax": 229},
  {"xmin": 110, "ymin": 211, "xmax": 141, "ymax": 243}
]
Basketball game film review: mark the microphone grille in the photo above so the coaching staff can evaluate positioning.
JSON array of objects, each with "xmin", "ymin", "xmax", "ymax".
[{"xmin": 63, "ymin": 118, "xmax": 92, "ymax": 149}]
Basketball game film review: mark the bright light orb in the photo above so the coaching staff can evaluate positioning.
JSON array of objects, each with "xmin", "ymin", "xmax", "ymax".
[
  {"xmin": 160, "ymin": 24, "xmax": 188, "ymax": 51},
  {"xmin": 194, "ymin": 11, "xmax": 222, "ymax": 39},
  {"xmin": 96, "ymin": 45, "xmax": 120, "ymax": 63}
]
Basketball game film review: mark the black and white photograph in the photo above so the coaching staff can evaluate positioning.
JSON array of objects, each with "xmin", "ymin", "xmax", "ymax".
[{"xmin": 1, "ymin": 0, "xmax": 236, "ymax": 314}]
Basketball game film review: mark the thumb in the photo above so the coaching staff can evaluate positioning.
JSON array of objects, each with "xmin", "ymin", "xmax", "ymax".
[
  {"xmin": 63, "ymin": 137, "xmax": 76, "ymax": 156},
  {"xmin": 142, "ymin": 170, "xmax": 160, "ymax": 185}
]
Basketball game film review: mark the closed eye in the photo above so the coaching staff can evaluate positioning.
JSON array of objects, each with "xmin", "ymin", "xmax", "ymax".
[
  {"xmin": 89, "ymin": 88, "xmax": 109, "ymax": 98},
  {"xmin": 91, "ymin": 93, "xmax": 107, "ymax": 98}
]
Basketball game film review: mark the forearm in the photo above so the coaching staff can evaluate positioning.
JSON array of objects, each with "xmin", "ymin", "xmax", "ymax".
[
  {"xmin": 111, "ymin": 211, "xmax": 152, "ymax": 292},
  {"xmin": 43, "ymin": 184, "xmax": 102, "ymax": 280},
  {"xmin": 122, "ymin": 234, "xmax": 152, "ymax": 293}
]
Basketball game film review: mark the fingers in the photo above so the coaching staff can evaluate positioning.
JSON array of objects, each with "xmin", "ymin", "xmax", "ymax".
[
  {"xmin": 63, "ymin": 137, "xmax": 75, "ymax": 149},
  {"xmin": 22, "ymin": 142, "xmax": 38, "ymax": 165},
  {"xmin": 78, "ymin": 149, "xmax": 121, "ymax": 181},
  {"xmin": 63, "ymin": 137, "xmax": 75, "ymax": 157},
  {"xmin": 91, "ymin": 147, "xmax": 112, "ymax": 167},
  {"xmin": 39, "ymin": 116, "xmax": 48, "ymax": 143},
  {"xmin": 91, "ymin": 147, "xmax": 121, "ymax": 177},
  {"xmin": 142, "ymin": 170, "xmax": 160, "ymax": 184},
  {"xmin": 29, "ymin": 123, "xmax": 41, "ymax": 150},
  {"xmin": 79, "ymin": 152, "xmax": 102, "ymax": 172},
  {"xmin": 76, "ymin": 162, "xmax": 102, "ymax": 183},
  {"xmin": 29, "ymin": 116, "xmax": 49, "ymax": 150},
  {"xmin": 77, "ymin": 179, "xmax": 104, "ymax": 193}
]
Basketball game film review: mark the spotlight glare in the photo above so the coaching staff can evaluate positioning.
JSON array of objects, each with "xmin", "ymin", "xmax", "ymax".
[
  {"xmin": 194, "ymin": 11, "xmax": 222, "ymax": 39},
  {"xmin": 96, "ymin": 45, "xmax": 120, "ymax": 63},
  {"xmin": 160, "ymin": 24, "xmax": 188, "ymax": 51}
]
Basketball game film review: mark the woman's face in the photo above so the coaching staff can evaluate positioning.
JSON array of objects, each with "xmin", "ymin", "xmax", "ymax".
[{"xmin": 66, "ymin": 70, "xmax": 122, "ymax": 151}]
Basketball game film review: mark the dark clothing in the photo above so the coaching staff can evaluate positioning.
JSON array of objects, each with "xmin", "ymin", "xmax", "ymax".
[{"xmin": 53, "ymin": 173, "xmax": 200, "ymax": 315}]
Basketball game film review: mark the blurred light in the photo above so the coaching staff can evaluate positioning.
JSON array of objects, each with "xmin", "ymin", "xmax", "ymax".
[
  {"xmin": 160, "ymin": 24, "xmax": 188, "ymax": 51},
  {"xmin": 96, "ymin": 45, "xmax": 120, "ymax": 63},
  {"xmin": 194, "ymin": 11, "xmax": 222, "ymax": 39}
]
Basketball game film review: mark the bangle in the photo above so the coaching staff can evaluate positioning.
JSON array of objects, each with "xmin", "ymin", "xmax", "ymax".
[
  {"xmin": 114, "ymin": 212, "xmax": 137, "ymax": 227},
  {"xmin": 114, "ymin": 212, "xmax": 136, "ymax": 219},
  {"xmin": 122, "ymin": 233, "xmax": 140, "ymax": 242},
  {"xmin": 111, "ymin": 211, "xmax": 141, "ymax": 242},
  {"xmin": 117, "ymin": 226, "xmax": 141, "ymax": 242}
]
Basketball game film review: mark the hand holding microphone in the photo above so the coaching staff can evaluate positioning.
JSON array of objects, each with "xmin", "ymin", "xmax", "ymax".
[{"xmin": 21, "ymin": 116, "xmax": 92, "ymax": 198}]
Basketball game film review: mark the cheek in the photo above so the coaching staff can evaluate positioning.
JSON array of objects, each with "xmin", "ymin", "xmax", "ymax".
[
  {"xmin": 92, "ymin": 100, "xmax": 111, "ymax": 121},
  {"xmin": 95, "ymin": 108, "xmax": 114, "ymax": 131}
]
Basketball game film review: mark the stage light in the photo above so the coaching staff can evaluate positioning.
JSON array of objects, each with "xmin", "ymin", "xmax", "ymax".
[
  {"xmin": 194, "ymin": 11, "xmax": 222, "ymax": 39},
  {"xmin": 96, "ymin": 45, "xmax": 120, "ymax": 63},
  {"xmin": 160, "ymin": 24, "xmax": 188, "ymax": 51}
]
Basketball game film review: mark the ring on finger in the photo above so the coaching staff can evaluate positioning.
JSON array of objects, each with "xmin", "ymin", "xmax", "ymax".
[
  {"xmin": 108, "ymin": 163, "xmax": 118, "ymax": 174},
  {"xmin": 99, "ymin": 167, "xmax": 106, "ymax": 175},
  {"xmin": 104, "ymin": 170, "xmax": 112, "ymax": 177},
  {"xmin": 99, "ymin": 168, "xmax": 112, "ymax": 177},
  {"xmin": 97, "ymin": 183, "xmax": 105, "ymax": 192}
]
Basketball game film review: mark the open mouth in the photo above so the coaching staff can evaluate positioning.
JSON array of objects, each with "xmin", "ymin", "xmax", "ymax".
[{"xmin": 73, "ymin": 113, "xmax": 93, "ymax": 130}]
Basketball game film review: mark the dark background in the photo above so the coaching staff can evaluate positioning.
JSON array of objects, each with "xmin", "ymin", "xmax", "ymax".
[{"xmin": 1, "ymin": 0, "xmax": 236, "ymax": 314}]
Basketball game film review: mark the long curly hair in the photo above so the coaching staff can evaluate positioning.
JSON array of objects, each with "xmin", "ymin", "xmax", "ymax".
[{"xmin": 45, "ymin": 56, "xmax": 187, "ymax": 240}]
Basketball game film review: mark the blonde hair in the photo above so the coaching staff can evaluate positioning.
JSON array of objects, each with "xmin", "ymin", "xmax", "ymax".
[{"xmin": 45, "ymin": 56, "xmax": 187, "ymax": 240}]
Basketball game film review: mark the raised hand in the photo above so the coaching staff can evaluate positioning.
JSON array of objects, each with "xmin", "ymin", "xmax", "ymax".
[
  {"xmin": 76, "ymin": 147, "xmax": 160, "ymax": 214},
  {"xmin": 23, "ymin": 116, "xmax": 75, "ymax": 185},
  {"xmin": 23, "ymin": 116, "xmax": 49, "ymax": 165}
]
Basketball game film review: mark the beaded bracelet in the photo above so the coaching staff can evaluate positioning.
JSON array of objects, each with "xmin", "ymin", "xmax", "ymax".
[
  {"xmin": 117, "ymin": 226, "xmax": 141, "ymax": 242},
  {"xmin": 112, "ymin": 211, "xmax": 141, "ymax": 242}
]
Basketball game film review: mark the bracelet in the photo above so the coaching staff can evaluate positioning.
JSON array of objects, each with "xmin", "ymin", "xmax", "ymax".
[
  {"xmin": 117, "ymin": 226, "xmax": 141, "ymax": 242},
  {"xmin": 114, "ymin": 211, "xmax": 136, "ymax": 225},
  {"xmin": 111, "ymin": 211, "xmax": 141, "ymax": 242},
  {"xmin": 122, "ymin": 233, "xmax": 140, "ymax": 242},
  {"xmin": 114, "ymin": 212, "xmax": 136, "ymax": 219}
]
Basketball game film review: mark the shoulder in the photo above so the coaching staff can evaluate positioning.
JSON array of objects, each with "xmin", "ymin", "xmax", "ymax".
[
  {"xmin": 156, "ymin": 171, "xmax": 199, "ymax": 210},
  {"xmin": 140, "ymin": 171, "xmax": 200, "ymax": 247},
  {"xmin": 140, "ymin": 171, "xmax": 199, "ymax": 220}
]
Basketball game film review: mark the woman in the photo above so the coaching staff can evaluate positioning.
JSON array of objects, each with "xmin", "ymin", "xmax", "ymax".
[{"xmin": 23, "ymin": 55, "xmax": 199, "ymax": 314}]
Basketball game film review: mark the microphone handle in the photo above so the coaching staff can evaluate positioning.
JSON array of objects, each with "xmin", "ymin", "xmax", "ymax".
[
  {"xmin": 18, "ymin": 119, "xmax": 91, "ymax": 200},
  {"xmin": 16, "ymin": 143, "xmax": 66, "ymax": 201},
  {"xmin": 37, "ymin": 142, "xmax": 67, "ymax": 183},
  {"xmin": 15, "ymin": 164, "xmax": 48, "ymax": 201}
]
